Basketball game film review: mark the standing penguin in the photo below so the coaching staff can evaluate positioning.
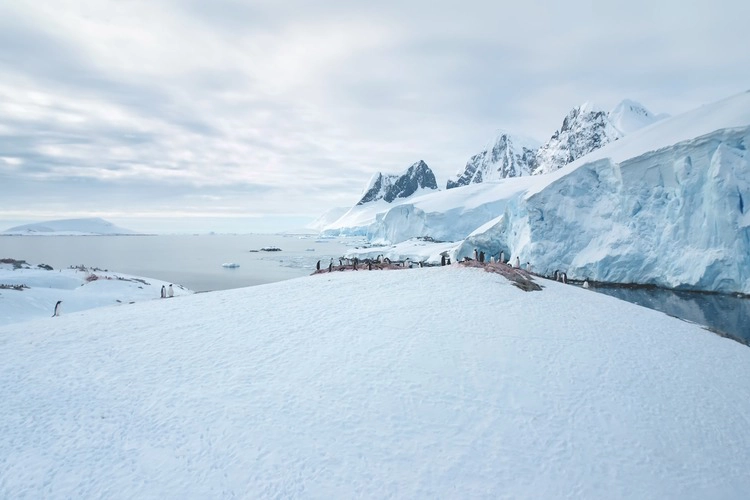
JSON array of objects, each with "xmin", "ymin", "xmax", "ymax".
[
  {"xmin": 515, "ymin": 256, "xmax": 520, "ymax": 269},
  {"xmin": 441, "ymin": 254, "xmax": 446, "ymax": 266},
  {"xmin": 500, "ymin": 251, "xmax": 505, "ymax": 264},
  {"xmin": 160, "ymin": 285, "xmax": 166, "ymax": 298},
  {"xmin": 168, "ymin": 284, "xmax": 174, "ymax": 298},
  {"xmin": 479, "ymin": 251, "xmax": 485, "ymax": 263},
  {"xmin": 474, "ymin": 249, "xmax": 478, "ymax": 261},
  {"xmin": 316, "ymin": 260, "xmax": 321, "ymax": 271},
  {"xmin": 52, "ymin": 300, "xmax": 62, "ymax": 317},
  {"xmin": 583, "ymin": 279, "xmax": 590, "ymax": 289}
]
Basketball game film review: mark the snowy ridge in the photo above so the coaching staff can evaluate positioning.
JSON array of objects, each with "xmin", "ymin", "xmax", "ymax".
[
  {"xmin": 2, "ymin": 217, "xmax": 138, "ymax": 235},
  {"xmin": 1, "ymin": 266, "xmax": 749, "ymax": 497}
]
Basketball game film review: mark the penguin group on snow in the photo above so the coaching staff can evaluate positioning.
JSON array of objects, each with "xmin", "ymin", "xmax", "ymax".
[{"xmin": 160, "ymin": 284, "xmax": 175, "ymax": 298}]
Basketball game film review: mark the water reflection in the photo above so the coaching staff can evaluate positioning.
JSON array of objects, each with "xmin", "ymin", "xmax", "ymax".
[{"xmin": 589, "ymin": 285, "xmax": 750, "ymax": 346}]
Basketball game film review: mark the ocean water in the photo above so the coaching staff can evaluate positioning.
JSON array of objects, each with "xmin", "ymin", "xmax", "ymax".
[
  {"xmin": 0, "ymin": 234, "xmax": 354, "ymax": 292},
  {"xmin": 2, "ymin": 234, "xmax": 748, "ymax": 345},
  {"xmin": 588, "ymin": 285, "xmax": 750, "ymax": 346}
]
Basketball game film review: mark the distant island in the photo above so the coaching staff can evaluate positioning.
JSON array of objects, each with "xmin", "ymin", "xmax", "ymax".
[{"xmin": 2, "ymin": 217, "xmax": 142, "ymax": 236}]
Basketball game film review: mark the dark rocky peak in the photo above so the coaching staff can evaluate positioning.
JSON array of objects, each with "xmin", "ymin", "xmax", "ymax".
[{"xmin": 357, "ymin": 160, "xmax": 438, "ymax": 205}]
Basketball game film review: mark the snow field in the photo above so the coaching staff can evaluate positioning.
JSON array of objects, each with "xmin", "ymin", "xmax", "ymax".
[{"xmin": 1, "ymin": 266, "xmax": 749, "ymax": 498}]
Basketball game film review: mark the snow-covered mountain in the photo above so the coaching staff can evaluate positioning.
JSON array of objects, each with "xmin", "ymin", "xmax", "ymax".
[
  {"xmin": 320, "ymin": 161, "xmax": 439, "ymax": 236},
  {"xmin": 2, "ymin": 264, "xmax": 749, "ymax": 497},
  {"xmin": 357, "ymin": 160, "xmax": 438, "ymax": 205},
  {"xmin": 2, "ymin": 217, "xmax": 138, "ymax": 235},
  {"xmin": 533, "ymin": 102, "xmax": 625, "ymax": 175},
  {"xmin": 306, "ymin": 207, "xmax": 350, "ymax": 232},
  {"xmin": 324, "ymin": 91, "xmax": 750, "ymax": 294},
  {"xmin": 608, "ymin": 98, "xmax": 663, "ymax": 135},
  {"xmin": 447, "ymin": 99, "xmax": 662, "ymax": 187},
  {"xmin": 446, "ymin": 134, "xmax": 539, "ymax": 189}
]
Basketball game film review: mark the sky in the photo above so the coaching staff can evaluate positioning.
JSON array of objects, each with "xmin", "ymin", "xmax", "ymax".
[{"xmin": 1, "ymin": 0, "xmax": 749, "ymax": 233}]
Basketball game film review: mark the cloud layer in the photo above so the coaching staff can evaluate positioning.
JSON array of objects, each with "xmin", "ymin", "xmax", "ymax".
[{"xmin": 1, "ymin": 0, "xmax": 749, "ymax": 230}]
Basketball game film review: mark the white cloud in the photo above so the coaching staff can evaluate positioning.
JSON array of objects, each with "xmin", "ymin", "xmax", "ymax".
[{"xmin": 1, "ymin": 0, "xmax": 749, "ymax": 230}]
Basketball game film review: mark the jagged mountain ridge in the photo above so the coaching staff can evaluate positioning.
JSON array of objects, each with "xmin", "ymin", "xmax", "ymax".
[
  {"xmin": 446, "ymin": 134, "xmax": 539, "ymax": 189},
  {"xmin": 447, "ymin": 99, "xmax": 661, "ymax": 188},
  {"xmin": 357, "ymin": 160, "xmax": 438, "ymax": 205}
]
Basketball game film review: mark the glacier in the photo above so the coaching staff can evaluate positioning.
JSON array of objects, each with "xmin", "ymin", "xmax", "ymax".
[{"xmin": 325, "ymin": 91, "xmax": 750, "ymax": 294}]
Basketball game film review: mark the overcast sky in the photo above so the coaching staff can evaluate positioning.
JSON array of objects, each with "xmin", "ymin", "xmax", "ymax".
[{"xmin": 1, "ymin": 0, "xmax": 748, "ymax": 232}]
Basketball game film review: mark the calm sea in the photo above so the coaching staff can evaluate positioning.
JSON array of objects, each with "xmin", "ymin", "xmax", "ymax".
[
  {"xmin": 1, "ymin": 234, "xmax": 747, "ymax": 345},
  {"xmin": 0, "ymin": 234, "xmax": 353, "ymax": 292}
]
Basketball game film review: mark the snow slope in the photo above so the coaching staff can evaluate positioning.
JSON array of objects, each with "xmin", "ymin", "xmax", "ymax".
[
  {"xmin": 2, "ymin": 217, "xmax": 138, "ymax": 235},
  {"xmin": 306, "ymin": 207, "xmax": 350, "ymax": 231},
  {"xmin": 0, "ymin": 262, "xmax": 192, "ymax": 325},
  {"xmin": 1, "ymin": 266, "xmax": 749, "ymax": 498}
]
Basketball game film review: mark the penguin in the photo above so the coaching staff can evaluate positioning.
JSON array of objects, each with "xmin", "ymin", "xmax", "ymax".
[
  {"xmin": 316, "ymin": 260, "xmax": 321, "ymax": 271},
  {"xmin": 474, "ymin": 249, "xmax": 478, "ymax": 261},
  {"xmin": 583, "ymin": 279, "xmax": 590, "ymax": 289},
  {"xmin": 328, "ymin": 262, "xmax": 333, "ymax": 272},
  {"xmin": 500, "ymin": 251, "xmax": 505, "ymax": 264},
  {"xmin": 161, "ymin": 285, "xmax": 166, "ymax": 298},
  {"xmin": 479, "ymin": 251, "xmax": 485, "ymax": 263},
  {"xmin": 52, "ymin": 300, "xmax": 62, "ymax": 317},
  {"xmin": 168, "ymin": 284, "xmax": 174, "ymax": 298},
  {"xmin": 353, "ymin": 257, "xmax": 358, "ymax": 270},
  {"xmin": 368, "ymin": 260, "xmax": 372, "ymax": 271},
  {"xmin": 515, "ymin": 256, "xmax": 520, "ymax": 269},
  {"xmin": 554, "ymin": 270, "xmax": 560, "ymax": 281},
  {"xmin": 561, "ymin": 272, "xmax": 567, "ymax": 284},
  {"xmin": 419, "ymin": 261, "xmax": 423, "ymax": 268},
  {"xmin": 441, "ymin": 254, "xmax": 446, "ymax": 266},
  {"xmin": 526, "ymin": 262, "xmax": 532, "ymax": 273}
]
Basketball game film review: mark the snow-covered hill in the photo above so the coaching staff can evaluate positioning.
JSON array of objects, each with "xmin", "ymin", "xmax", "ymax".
[
  {"xmin": 447, "ymin": 99, "xmax": 662, "ymax": 188},
  {"xmin": 2, "ymin": 217, "xmax": 139, "ymax": 235},
  {"xmin": 323, "ymin": 91, "xmax": 750, "ymax": 293},
  {"xmin": 1, "ymin": 266, "xmax": 748, "ymax": 498},
  {"xmin": 0, "ymin": 260, "xmax": 192, "ymax": 325}
]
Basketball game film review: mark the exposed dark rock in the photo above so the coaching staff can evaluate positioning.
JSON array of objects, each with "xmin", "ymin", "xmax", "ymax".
[{"xmin": 357, "ymin": 160, "xmax": 438, "ymax": 205}]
